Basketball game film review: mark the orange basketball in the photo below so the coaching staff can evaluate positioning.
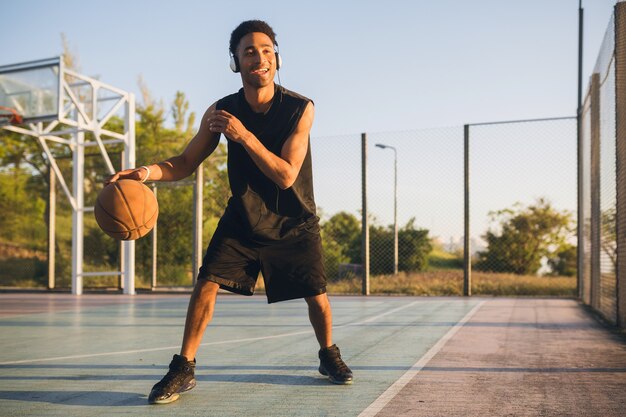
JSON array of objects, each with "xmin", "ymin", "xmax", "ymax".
[{"xmin": 94, "ymin": 179, "xmax": 159, "ymax": 240}]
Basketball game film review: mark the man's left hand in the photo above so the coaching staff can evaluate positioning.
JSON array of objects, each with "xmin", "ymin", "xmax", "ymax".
[{"xmin": 207, "ymin": 110, "xmax": 250, "ymax": 144}]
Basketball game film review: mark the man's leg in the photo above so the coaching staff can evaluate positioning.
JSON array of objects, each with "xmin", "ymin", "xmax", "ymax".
[
  {"xmin": 305, "ymin": 293, "xmax": 353, "ymax": 384},
  {"xmin": 181, "ymin": 279, "xmax": 220, "ymax": 359},
  {"xmin": 149, "ymin": 279, "xmax": 219, "ymax": 404},
  {"xmin": 305, "ymin": 292, "xmax": 333, "ymax": 348}
]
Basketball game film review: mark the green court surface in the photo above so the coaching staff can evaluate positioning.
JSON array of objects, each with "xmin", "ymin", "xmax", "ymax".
[
  {"xmin": 0, "ymin": 294, "xmax": 479, "ymax": 416},
  {"xmin": 1, "ymin": 294, "xmax": 625, "ymax": 416}
]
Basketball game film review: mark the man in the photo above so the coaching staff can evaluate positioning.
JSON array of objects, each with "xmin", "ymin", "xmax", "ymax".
[{"xmin": 107, "ymin": 20, "xmax": 353, "ymax": 405}]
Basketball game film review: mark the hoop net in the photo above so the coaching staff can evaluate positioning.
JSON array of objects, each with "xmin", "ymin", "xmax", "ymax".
[{"xmin": 0, "ymin": 106, "xmax": 23, "ymax": 126}]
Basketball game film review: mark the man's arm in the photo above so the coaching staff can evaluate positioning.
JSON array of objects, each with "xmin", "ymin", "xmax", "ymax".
[
  {"xmin": 107, "ymin": 103, "xmax": 220, "ymax": 183},
  {"xmin": 208, "ymin": 101, "xmax": 314, "ymax": 189}
]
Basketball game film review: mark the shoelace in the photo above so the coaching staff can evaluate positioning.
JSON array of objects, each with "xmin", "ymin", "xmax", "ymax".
[
  {"xmin": 156, "ymin": 365, "xmax": 192, "ymax": 389},
  {"xmin": 326, "ymin": 352, "xmax": 351, "ymax": 373}
]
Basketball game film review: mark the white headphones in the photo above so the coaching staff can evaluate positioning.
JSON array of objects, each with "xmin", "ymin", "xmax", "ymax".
[{"xmin": 229, "ymin": 51, "xmax": 282, "ymax": 73}]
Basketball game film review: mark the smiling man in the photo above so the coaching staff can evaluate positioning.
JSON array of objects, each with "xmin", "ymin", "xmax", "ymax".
[{"xmin": 107, "ymin": 20, "xmax": 353, "ymax": 404}]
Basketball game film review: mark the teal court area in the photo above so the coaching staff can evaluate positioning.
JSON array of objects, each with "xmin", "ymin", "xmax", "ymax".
[{"xmin": 0, "ymin": 294, "xmax": 625, "ymax": 417}]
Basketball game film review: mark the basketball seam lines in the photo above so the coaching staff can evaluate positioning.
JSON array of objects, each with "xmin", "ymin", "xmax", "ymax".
[
  {"xmin": 115, "ymin": 182, "xmax": 139, "ymax": 234},
  {"xmin": 144, "ymin": 205, "xmax": 158, "ymax": 224},
  {"xmin": 142, "ymin": 187, "xmax": 147, "ymax": 224},
  {"xmin": 95, "ymin": 200, "xmax": 130, "ymax": 231}
]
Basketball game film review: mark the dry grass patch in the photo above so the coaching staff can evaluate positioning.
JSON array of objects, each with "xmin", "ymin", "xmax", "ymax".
[{"xmin": 326, "ymin": 270, "xmax": 576, "ymax": 297}]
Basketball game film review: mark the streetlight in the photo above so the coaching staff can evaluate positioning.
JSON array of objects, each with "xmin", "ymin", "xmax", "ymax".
[{"xmin": 375, "ymin": 143, "xmax": 398, "ymax": 275}]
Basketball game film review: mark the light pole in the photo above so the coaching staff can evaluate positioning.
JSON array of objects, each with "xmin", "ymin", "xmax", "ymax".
[{"xmin": 375, "ymin": 143, "xmax": 398, "ymax": 275}]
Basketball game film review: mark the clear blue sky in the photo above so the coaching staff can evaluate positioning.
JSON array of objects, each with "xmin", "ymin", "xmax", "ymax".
[
  {"xmin": 1, "ymin": 0, "xmax": 619, "ymax": 245},
  {"xmin": 0, "ymin": 0, "xmax": 617, "ymax": 136}
]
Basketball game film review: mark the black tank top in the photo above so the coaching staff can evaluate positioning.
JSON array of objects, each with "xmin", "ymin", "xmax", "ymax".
[{"xmin": 216, "ymin": 85, "xmax": 319, "ymax": 242}]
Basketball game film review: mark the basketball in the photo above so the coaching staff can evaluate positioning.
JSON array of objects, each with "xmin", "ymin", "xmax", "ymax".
[{"xmin": 94, "ymin": 179, "xmax": 159, "ymax": 240}]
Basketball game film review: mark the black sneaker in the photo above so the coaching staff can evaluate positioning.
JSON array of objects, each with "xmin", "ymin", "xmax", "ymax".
[
  {"xmin": 148, "ymin": 354, "xmax": 196, "ymax": 404},
  {"xmin": 318, "ymin": 344, "xmax": 353, "ymax": 385}
]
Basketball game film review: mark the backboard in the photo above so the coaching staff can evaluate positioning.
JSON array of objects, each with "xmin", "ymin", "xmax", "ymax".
[{"xmin": 0, "ymin": 57, "xmax": 60, "ymax": 123}]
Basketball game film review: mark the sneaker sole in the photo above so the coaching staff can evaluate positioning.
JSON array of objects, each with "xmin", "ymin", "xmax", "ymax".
[
  {"xmin": 328, "ymin": 376, "xmax": 353, "ymax": 385},
  {"xmin": 149, "ymin": 378, "xmax": 196, "ymax": 405},
  {"xmin": 319, "ymin": 366, "xmax": 353, "ymax": 385},
  {"xmin": 150, "ymin": 393, "xmax": 180, "ymax": 405}
]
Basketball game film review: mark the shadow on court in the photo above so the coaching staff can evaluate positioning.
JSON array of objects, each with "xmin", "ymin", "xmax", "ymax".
[
  {"xmin": 0, "ymin": 373, "xmax": 328, "ymax": 385},
  {"xmin": 0, "ymin": 391, "xmax": 146, "ymax": 407}
]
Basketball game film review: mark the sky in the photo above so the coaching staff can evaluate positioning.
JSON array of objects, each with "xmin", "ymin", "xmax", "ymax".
[
  {"xmin": 0, "ymin": 0, "xmax": 620, "ymax": 244},
  {"xmin": 0, "ymin": 0, "xmax": 617, "ymax": 136}
]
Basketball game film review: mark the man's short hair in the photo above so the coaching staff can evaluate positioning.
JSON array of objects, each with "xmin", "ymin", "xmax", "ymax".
[{"xmin": 229, "ymin": 20, "xmax": 278, "ymax": 55}]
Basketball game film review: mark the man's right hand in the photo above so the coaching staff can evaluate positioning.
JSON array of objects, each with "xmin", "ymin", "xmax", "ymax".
[{"xmin": 105, "ymin": 166, "xmax": 149, "ymax": 185}]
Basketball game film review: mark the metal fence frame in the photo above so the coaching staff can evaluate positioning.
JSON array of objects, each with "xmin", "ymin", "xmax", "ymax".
[
  {"xmin": 579, "ymin": 2, "xmax": 625, "ymax": 328},
  {"xmin": 615, "ymin": 1, "xmax": 626, "ymax": 328}
]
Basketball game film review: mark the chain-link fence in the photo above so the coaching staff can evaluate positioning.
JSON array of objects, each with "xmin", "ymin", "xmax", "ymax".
[
  {"xmin": 0, "ymin": 123, "xmax": 578, "ymax": 293},
  {"xmin": 313, "ymin": 122, "xmax": 576, "ymax": 288},
  {"xmin": 468, "ymin": 118, "xmax": 577, "ymax": 276},
  {"xmin": 310, "ymin": 133, "xmax": 363, "ymax": 281},
  {"xmin": 312, "ymin": 129, "xmax": 465, "ymax": 284},
  {"xmin": 366, "ymin": 128, "xmax": 464, "ymax": 276},
  {"xmin": 580, "ymin": 2, "xmax": 626, "ymax": 326},
  {"xmin": 617, "ymin": 1, "xmax": 626, "ymax": 329}
]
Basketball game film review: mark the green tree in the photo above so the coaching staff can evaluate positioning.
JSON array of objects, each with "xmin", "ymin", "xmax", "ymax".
[
  {"xmin": 370, "ymin": 218, "xmax": 432, "ymax": 274},
  {"xmin": 322, "ymin": 212, "xmax": 361, "ymax": 259},
  {"xmin": 320, "ymin": 233, "xmax": 350, "ymax": 281},
  {"xmin": 0, "ymin": 170, "xmax": 47, "ymax": 246},
  {"xmin": 321, "ymin": 212, "xmax": 361, "ymax": 280},
  {"xmin": 398, "ymin": 218, "xmax": 432, "ymax": 272},
  {"xmin": 476, "ymin": 198, "xmax": 574, "ymax": 275},
  {"xmin": 172, "ymin": 91, "xmax": 196, "ymax": 136},
  {"xmin": 547, "ymin": 243, "xmax": 577, "ymax": 276}
]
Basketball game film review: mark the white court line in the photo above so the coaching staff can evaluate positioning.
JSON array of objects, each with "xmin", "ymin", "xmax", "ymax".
[
  {"xmin": 0, "ymin": 299, "xmax": 421, "ymax": 365},
  {"xmin": 348, "ymin": 300, "xmax": 420, "ymax": 325},
  {"xmin": 0, "ymin": 331, "xmax": 312, "ymax": 365},
  {"xmin": 358, "ymin": 300, "xmax": 486, "ymax": 417}
]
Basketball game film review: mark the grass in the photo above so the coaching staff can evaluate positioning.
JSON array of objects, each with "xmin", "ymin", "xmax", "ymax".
[
  {"xmin": 1, "ymin": 261, "xmax": 576, "ymax": 296},
  {"xmin": 324, "ymin": 270, "xmax": 576, "ymax": 297}
]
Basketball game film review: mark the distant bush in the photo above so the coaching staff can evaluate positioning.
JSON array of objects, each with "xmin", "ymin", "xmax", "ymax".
[{"xmin": 476, "ymin": 199, "xmax": 575, "ymax": 275}]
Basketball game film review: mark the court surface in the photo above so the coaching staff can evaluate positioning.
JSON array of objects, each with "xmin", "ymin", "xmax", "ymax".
[{"xmin": 0, "ymin": 294, "xmax": 625, "ymax": 416}]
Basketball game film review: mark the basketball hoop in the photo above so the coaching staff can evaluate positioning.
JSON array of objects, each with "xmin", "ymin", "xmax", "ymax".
[{"xmin": 0, "ymin": 106, "xmax": 23, "ymax": 126}]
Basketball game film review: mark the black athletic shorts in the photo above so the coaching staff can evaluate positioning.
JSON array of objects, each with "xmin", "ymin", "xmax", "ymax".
[{"xmin": 197, "ymin": 216, "xmax": 327, "ymax": 303}]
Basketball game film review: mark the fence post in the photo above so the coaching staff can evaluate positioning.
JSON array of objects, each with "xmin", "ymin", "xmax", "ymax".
[
  {"xmin": 577, "ymin": 112, "xmax": 585, "ymax": 300},
  {"xmin": 361, "ymin": 133, "xmax": 370, "ymax": 295},
  {"xmin": 577, "ymin": 1, "xmax": 585, "ymax": 300},
  {"xmin": 615, "ymin": 1, "xmax": 626, "ymax": 328},
  {"xmin": 151, "ymin": 184, "xmax": 158, "ymax": 289},
  {"xmin": 121, "ymin": 94, "xmax": 136, "ymax": 295},
  {"xmin": 71, "ymin": 128, "xmax": 84, "ymax": 295},
  {"xmin": 48, "ymin": 166, "xmax": 56, "ymax": 290},
  {"xmin": 463, "ymin": 124, "xmax": 471, "ymax": 296},
  {"xmin": 590, "ymin": 73, "xmax": 601, "ymax": 310},
  {"xmin": 192, "ymin": 164, "xmax": 203, "ymax": 287}
]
